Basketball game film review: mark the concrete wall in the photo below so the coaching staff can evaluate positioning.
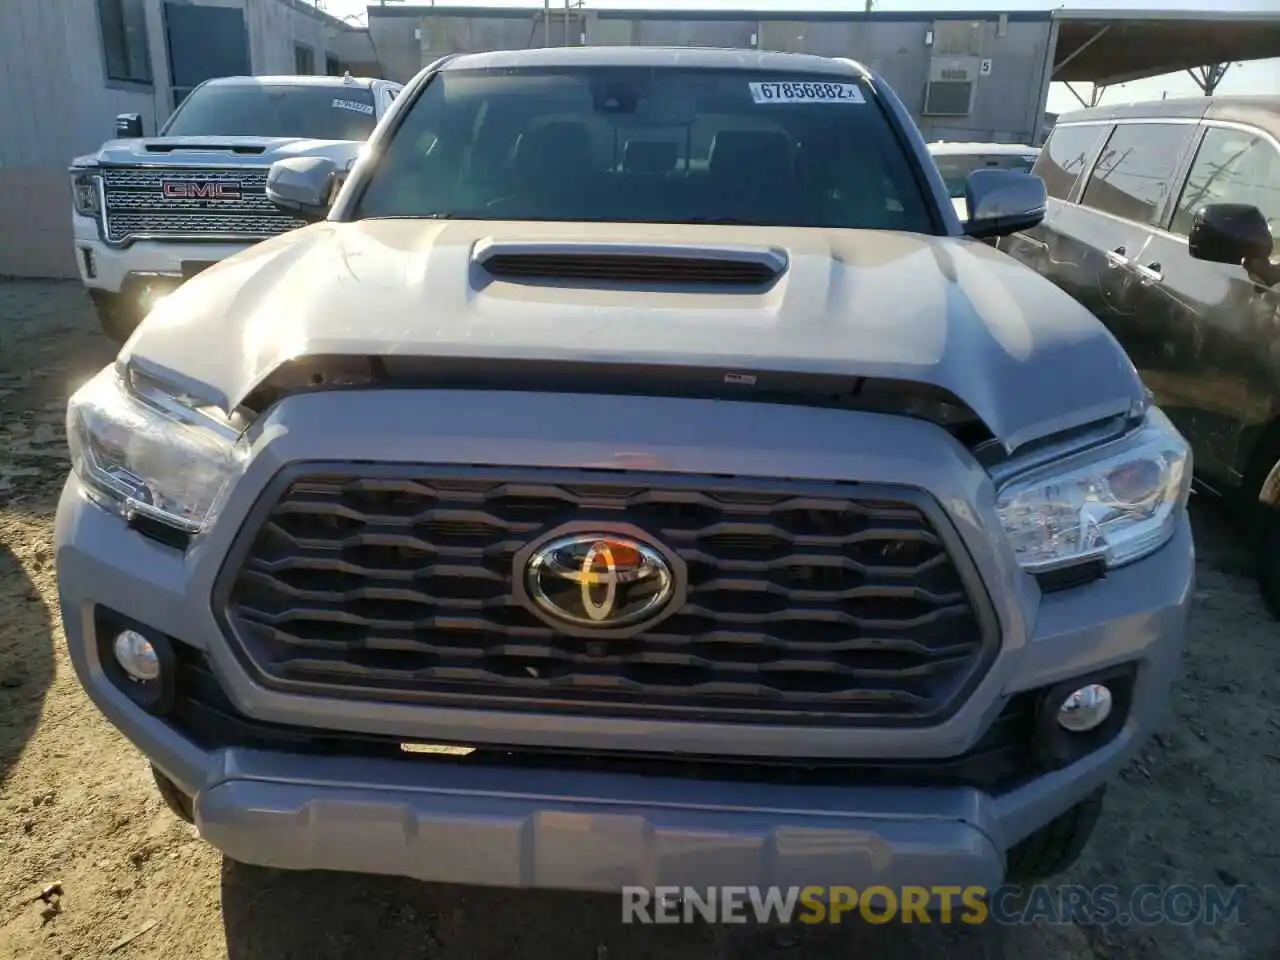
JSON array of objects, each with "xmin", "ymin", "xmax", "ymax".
[{"xmin": 0, "ymin": 0, "xmax": 365, "ymax": 280}]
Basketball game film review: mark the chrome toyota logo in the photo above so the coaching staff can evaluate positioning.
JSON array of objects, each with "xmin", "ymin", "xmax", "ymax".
[{"xmin": 523, "ymin": 533, "xmax": 677, "ymax": 630}]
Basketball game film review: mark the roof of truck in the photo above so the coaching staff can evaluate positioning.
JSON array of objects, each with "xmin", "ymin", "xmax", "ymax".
[
  {"xmin": 202, "ymin": 75, "xmax": 385, "ymax": 88},
  {"xmin": 927, "ymin": 142, "xmax": 1040, "ymax": 156},
  {"xmin": 438, "ymin": 46, "xmax": 873, "ymax": 77}
]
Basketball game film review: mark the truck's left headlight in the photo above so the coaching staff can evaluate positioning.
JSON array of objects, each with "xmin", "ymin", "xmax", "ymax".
[
  {"xmin": 67, "ymin": 367, "xmax": 248, "ymax": 535},
  {"xmin": 71, "ymin": 170, "xmax": 101, "ymax": 219},
  {"xmin": 996, "ymin": 407, "xmax": 1191, "ymax": 572}
]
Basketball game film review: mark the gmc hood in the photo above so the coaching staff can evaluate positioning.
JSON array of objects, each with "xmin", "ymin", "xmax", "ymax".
[
  {"xmin": 75, "ymin": 136, "xmax": 362, "ymax": 168},
  {"xmin": 120, "ymin": 220, "xmax": 1144, "ymax": 453}
]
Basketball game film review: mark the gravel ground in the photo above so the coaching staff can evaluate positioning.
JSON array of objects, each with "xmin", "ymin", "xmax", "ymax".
[{"xmin": 0, "ymin": 278, "xmax": 1276, "ymax": 960}]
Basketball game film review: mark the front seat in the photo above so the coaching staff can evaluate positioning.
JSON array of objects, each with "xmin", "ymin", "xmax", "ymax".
[
  {"xmin": 510, "ymin": 121, "xmax": 595, "ymax": 215},
  {"xmin": 707, "ymin": 129, "xmax": 795, "ymax": 220}
]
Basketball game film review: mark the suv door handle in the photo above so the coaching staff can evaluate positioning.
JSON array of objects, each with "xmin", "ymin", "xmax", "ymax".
[{"xmin": 1135, "ymin": 261, "xmax": 1164, "ymax": 283}]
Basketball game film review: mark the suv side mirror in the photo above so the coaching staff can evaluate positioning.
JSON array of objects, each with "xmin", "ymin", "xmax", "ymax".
[
  {"xmin": 1188, "ymin": 202, "xmax": 1273, "ymax": 266},
  {"xmin": 962, "ymin": 168, "xmax": 1047, "ymax": 240},
  {"xmin": 266, "ymin": 156, "xmax": 339, "ymax": 222},
  {"xmin": 115, "ymin": 113, "xmax": 144, "ymax": 139}
]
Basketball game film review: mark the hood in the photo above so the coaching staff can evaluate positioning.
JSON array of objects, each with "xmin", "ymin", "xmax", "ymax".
[
  {"xmin": 79, "ymin": 136, "xmax": 363, "ymax": 168},
  {"xmin": 121, "ymin": 220, "xmax": 1144, "ymax": 454}
]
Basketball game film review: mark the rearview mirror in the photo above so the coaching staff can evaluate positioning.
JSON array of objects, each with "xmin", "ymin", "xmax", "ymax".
[
  {"xmin": 115, "ymin": 113, "xmax": 143, "ymax": 139},
  {"xmin": 266, "ymin": 156, "xmax": 339, "ymax": 222},
  {"xmin": 1188, "ymin": 202, "xmax": 1273, "ymax": 266},
  {"xmin": 962, "ymin": 168, "xmax": 1046, "ymax": 240}
]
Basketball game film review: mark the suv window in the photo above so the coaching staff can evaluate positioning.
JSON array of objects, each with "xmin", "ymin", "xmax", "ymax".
[
  {"xmin": 161, "ymin": 83, "xmax": 377, "ymax": 141},
  {"xmin": 1079, "ymin": 122, "xmax": 1195, "ymax": 224},
  {"xmin": 1034, "ymin": 124, "xmax": 1106, "ymax": 200},
  {"xmin": 1171, "ymin": 126, "xmax": 1280, "ymax": 240},
  {"xmin": 355, "ymin": 66, "xmax": 934, "ymax": 232}
]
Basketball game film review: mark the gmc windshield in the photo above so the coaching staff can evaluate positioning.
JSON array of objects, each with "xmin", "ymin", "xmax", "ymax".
[
  {"xmin": 162, "ymin": 83, "xmax": 377, "ymax": 141},
  {"xmin": 356, "ymin": 67, "xmax": 934, "ymax": 230}
]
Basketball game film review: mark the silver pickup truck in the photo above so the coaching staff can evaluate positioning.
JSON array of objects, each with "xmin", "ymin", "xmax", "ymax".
[
  {"xmin": 57, "ymin": 47, "xmax": 1192, "ymax": 903},
  {"xmin": 69, "ymin": 74, "xmax": 401, "ymax": 341}
]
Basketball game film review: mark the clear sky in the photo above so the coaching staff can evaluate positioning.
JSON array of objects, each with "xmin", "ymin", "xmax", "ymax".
[{"xmin": 315, "ymin": 0, "xmax": 1280, "ymax": 115}]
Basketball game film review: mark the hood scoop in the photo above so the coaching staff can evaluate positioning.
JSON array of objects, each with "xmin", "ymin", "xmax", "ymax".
[
  {"xmin": 145, "ymin": 142, "xmax": 267, "ymax": 154},
  {"xmin": 473, "ymin": 239, "xmax": 787, "ymax": 287}
]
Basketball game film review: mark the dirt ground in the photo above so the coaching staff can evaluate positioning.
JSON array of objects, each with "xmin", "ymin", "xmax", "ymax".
[{"xmin": 0, "ymin": 278, "xmax": 1276, "ymax": 960}]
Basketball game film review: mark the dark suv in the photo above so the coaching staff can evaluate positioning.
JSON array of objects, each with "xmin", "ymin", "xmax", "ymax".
[{"xmin": 1002, "ymin": 96, "xmax": 1280, "ymax": 613}]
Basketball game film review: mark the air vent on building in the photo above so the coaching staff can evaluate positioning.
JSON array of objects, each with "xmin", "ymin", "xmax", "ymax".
[{"xmin": 923, "ymin": 80, "xmax": 975, "ymax": 116}]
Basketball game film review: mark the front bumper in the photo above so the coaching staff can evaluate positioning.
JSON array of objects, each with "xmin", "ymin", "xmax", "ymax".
[
  {"xmin": 55, "ymin": 390, "xmax": 1194, "ymax": 890},
  {"xmin": 72, "ymin": 215, "xmax": 251, "ymax": 294}
]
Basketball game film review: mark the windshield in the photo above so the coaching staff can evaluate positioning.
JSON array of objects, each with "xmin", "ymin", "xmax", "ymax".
[
  {"xmin": 355, "ymin": 66, "xmax": 934, "ymax": 231},
  {"xmin": 162, "ymin": 83, "xmax": 377, "ymax": 141},
  {"xmin": 933, "ymin": 153, "xmax": 1038, "ymax": 198}
]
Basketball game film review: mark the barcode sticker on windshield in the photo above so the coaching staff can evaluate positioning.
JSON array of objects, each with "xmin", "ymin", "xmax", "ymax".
[
  {"xmin": 749, "ymin": 81, "xmax": 865, "ymax": 104},
  {"xmin": 332, "ymin": 98, "xmax": 374, "ymax": 115}
]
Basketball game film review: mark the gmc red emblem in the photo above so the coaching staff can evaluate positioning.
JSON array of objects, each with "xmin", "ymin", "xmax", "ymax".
[{"xmin": 161, "ymin": 180, "xmax": 242, "ymax": 200}]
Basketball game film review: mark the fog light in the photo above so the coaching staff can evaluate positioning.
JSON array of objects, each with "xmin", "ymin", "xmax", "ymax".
[
  {"xmin": 113, "ymin": 630, "xmax": 160, "ymax": 682},
  {"xmin": 1056, "ymin": 684, "xmax": 1113, "ymax": 732}
]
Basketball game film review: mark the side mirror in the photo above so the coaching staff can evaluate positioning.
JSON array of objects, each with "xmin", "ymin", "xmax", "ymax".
[
  {"xmin": 962, "ymin": 168, "xmax": 1047, "ymax": 240},
  {"xmin": 1188, "ymin": 202, "xmax": 1273, "ymax": 266},
  {"xmin": 266, "ymin": 156, "xmax": 339, "ymax": 222},
  {"xmin": 115, "ymin": 113, "xmax": 144, "ymax": 139}
]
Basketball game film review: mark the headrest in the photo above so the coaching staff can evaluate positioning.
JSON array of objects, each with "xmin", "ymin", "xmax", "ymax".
[
  {"xmin": 624, "ymin": 140, "xmax": 678, "ymax": 174},
  {"xmin": 513, "ymin": 121, "xmax": 592, "ymax": 176},
  {"xmin": 709, "ymin": 130, "xmax": 793, "ymax": 177}
]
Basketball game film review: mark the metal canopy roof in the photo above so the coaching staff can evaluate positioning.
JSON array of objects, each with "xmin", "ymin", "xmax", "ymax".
[{"xmin": 1052, "ymin": 9, "xmax": 1280, "ymax": 86}]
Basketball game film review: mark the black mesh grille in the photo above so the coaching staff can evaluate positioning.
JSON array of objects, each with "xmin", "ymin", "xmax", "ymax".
[
  {"xmin": 168, "ymin": 642, "xmax": 1033, "ymax": 792},
  {"xmin": 219, "ymin": 468, "xmax": 995, "ymax": 726}
]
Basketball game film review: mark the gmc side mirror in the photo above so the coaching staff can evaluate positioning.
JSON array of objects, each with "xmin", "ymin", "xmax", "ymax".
[
  {"xmin": 115, "ymin": 113, "xmax": 144, "ymax": 139},
  {"xmin": 1188, "ymin": 202, "xmax": 1273, "ymax": 266},
  {"xmin": 962, "ymin": 168, "xmax": 1047, "ymax": 240},
  {"xmin": 266, "ymin": 156, "xmax": 339, "ymax": 222}
]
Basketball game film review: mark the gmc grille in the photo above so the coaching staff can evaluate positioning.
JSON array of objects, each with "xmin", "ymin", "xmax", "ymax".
[
  {"xmin": 100, "ymin": 166, "xmax": 307, "ymax": 243},
  {"xmin": 219, "ymin": 467, "xmax": 997, "ymax": 726}
]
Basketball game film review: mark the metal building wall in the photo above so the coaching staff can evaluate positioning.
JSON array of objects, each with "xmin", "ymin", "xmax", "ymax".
[{"xmin": 376, "ymin": 9, "xmax": 1053, "ymax": 145}]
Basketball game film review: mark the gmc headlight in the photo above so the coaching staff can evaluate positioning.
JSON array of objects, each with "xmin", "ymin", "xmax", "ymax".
[
  {"xmin": 996, "ymin": 407, "xmax": 1190, "ymax": 572},
  {"xmin": 71, "ymin": 170, "xmax": 101, "ymax": 218},
  {"xmin": 67, "ymin": 367, "xmax": 247, "ymax": 535}
]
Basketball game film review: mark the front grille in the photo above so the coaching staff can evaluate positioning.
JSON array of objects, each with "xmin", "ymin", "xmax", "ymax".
[
  {"xmin": 100, "ymin": 166, "xmax": 307, "ymax": 243},
  {"xmin": 219, "ymin": 467, "xmax": 996, "ymax": 726},
  {"xmin": 168, "ymin": 641, "xmax": 1033, "ymax": 792}
]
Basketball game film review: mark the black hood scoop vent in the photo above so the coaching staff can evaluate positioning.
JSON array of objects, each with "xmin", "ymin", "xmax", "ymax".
[
  {"xmin": 473, "ymin": 240, "xmax": 787, "ymax": 287},
  {"xmin": 144, "ymin": 142, "xmax": 267, "ymax": 154}
]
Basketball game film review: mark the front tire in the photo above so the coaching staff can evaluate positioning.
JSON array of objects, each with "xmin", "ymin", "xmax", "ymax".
[
  {"xmin": 88, "ymin": 290, "xmax": 140, "ymax": 343},
  {"xmin": 1005, "ymin": 788, "xmax": 1104, "ymax": 882},
  {"xmin": 1240, "ymin": 443, "xmax": 1280, "ymax": 620},
  {"xmin": 150, "ymin": 763, "xmax": 195, "ymax": 824},
  {"xmin": 1254, "ymin": 502, "xmax": 1280, "ymax": 619}
]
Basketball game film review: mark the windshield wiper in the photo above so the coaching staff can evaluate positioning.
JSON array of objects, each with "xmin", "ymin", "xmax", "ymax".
[{"xmin": 679, "ymin": 217, "xmax": 769, "ymax": 225}]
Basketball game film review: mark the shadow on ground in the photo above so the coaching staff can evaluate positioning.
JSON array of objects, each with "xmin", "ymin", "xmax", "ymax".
[
  {"xmin": 221, "ymin": 860, "xmax": 1076, "ymax": 960},
  {"xmin": 0, "ymin": 539, "xmax": 55, "ymax": 785}
]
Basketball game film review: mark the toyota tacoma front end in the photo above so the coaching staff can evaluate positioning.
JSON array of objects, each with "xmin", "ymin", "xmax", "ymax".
[{"xmin": 56, "ymin": 48, "xmax": 1193, "ymax": 896}]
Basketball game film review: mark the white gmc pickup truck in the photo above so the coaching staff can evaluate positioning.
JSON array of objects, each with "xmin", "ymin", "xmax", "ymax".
[{"xmin": 69, "ymin": 74, "xmax": 402, "ymax": 341}]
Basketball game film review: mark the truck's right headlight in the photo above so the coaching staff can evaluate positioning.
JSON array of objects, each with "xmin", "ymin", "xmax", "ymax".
[
  {"xmin": 71, "ymin": 170, "xmax": 101, "ymax": 219},
  {"xmin": 995, "ymin": 407, "xmax": 1191, "ymax": 572},
  {"xmin": 67, "ymin": 366, "xmax": 247, "ymax": 536}
]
